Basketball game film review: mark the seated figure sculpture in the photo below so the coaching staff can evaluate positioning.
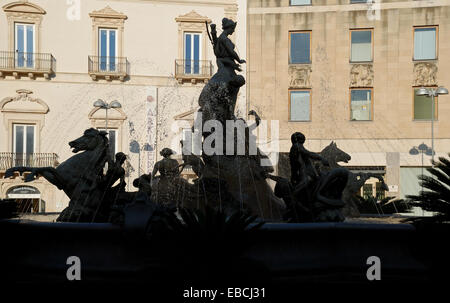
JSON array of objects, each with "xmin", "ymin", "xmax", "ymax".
[
  {"xmin": 270, "ymin": 132, "xmax": 348, "ymax": 222},
  {"xmin": 289, "ymin": 132, "xmax": 329, "ymax": 188}
]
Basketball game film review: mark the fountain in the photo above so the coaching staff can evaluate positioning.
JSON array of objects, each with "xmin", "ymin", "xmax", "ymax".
[{"xmin": 1, "ymin": 17, "xmax": 445, "ymax": 286}]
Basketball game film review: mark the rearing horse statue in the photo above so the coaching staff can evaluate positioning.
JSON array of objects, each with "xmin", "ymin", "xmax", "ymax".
[
  {"xmin": 316, "ymin": 142, "xmax": 389, "ymax": 217},
  {"xmin": 4, "ymin": 128, "xmax": 110, "ymax": 222}
]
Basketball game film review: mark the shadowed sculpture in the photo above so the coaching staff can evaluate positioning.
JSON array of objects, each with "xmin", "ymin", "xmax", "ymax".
[
  {"xmin": 316, "ymin": 141, "xmax": 389, "ymax": 217},
  {"xmin": 268, "ymin": 132, "xmax": 349, "ymax": 222},
  {"xmin": 4, "ymin": 128, "xmax": 110, "ymax": 222}
]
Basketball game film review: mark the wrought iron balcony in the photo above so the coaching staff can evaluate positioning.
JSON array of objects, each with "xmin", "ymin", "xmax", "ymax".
[
  {"xmin": 175, "ymin": 59, "xmax": 213, "ymax": 84},
  {"xmin": 88, "ymin": 56, "xmax": 129, "ymax": 81},
  {"xmin": 0, "ymin": 153, "xmax": 59, "ymax": 172},
  {"xmin": 0, "ymin": 51, "xmax": 56, "ymax": 79}
]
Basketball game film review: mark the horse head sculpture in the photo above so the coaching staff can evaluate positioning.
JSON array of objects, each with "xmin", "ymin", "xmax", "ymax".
[
  {"xmin": 320, "ymin": 142, "xmax": 351, "ymax": 168},
  {"xmin": 68, "ymin": 128, "xmax": 108, "ymax": 154}
]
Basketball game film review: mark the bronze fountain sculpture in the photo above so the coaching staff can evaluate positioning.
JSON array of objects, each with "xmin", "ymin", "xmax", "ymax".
[{"xmin": 3, "ymin": 18, "xmax": 387, "ymax": 224}]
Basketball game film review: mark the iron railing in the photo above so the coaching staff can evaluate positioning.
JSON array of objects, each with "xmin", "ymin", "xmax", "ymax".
[
  {"xmin": 0, "ymin": 153, "xmax": 58, "ymax": 171},
  {"xmin": 0, "ymin": 51, "xmax": 56, "ymax": 73},
  {"xmin": 88, "ymin": 56, "xmax": 129, "ymax": 74},
  {"xmin": 175, "ymin": 59, "xmax": 213, "ymax": 78}
]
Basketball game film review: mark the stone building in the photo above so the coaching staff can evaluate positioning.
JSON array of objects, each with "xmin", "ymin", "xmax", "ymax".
[
  {"xmin": 0, "ymin": 0, "xmax": 246, "ymax": 213},
  {"xmin": 247, "ymin": 0, "xmax": 450, "ymax": 204}
]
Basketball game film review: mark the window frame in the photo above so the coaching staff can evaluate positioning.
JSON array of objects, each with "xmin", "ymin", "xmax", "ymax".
[
  {"xmin": 12, "ymin": 123, "xmax": 36, "ymax": 155},
  {"xmin": 413, "ymin": 25, "xmax": 438, "ymax": 61},
  {"xmin": 98, "ymin": 27, "xmax": 118, "ymax": 72},
  {"xmin": 412, "ymin": 86, "xmax": 438, "ymax": 121},
  {"xmin": 289, "ymin": 89, "xmax": 312, "ymax": 122},
  {"xmin": 14, "ymin": 22, "xmax": 36, "ymax": 69},
  {"xmin": 349, "ymin": 28, "xmax": 374, "ymax": 63},
  {"xmin": 290, "ymin": 0, "xmax": 312, "ymax": 6},
  {"xmin": 183, "ymin": 32, "xmax": 202, "ymax": 75},
  {"xmin": 349, "ymin": 88, "xmax": 374, "ymax": 121},
  {"xmin": 289, "ymin": 30, "xmax": 312, "ymax": 64},
  {"xmin": 14, "ymin": 22, "xmax": 35, "ymax": 52}
]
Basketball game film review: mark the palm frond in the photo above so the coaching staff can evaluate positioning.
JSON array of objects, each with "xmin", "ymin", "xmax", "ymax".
[{"xmin": 406, "ymin": 154, "xmax": 450, "ymax": 223}]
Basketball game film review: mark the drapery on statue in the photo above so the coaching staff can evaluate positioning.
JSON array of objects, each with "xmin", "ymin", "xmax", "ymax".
[
  {"xmin": 150, "ymin": 148, "xmax": 181, "ymax": 208},
  {"xmin": 198, "ymin": 18, "xmax": 246, "ymax": 124},
  {"xmin": 212, "ymin": 18, "xmax": 246, "ymax": 73}
]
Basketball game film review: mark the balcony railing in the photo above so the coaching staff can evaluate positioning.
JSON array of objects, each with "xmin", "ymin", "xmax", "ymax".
[
  {"xmin": 175, "ymin": 59, "xmax": 213, "ymax": 83},
  {"xmin": 88, "ymin": 56, "xmax": 129, "ymax": 81},
  {"xmin": 0, "ymin": 51, "xmax": 56, "ymax": 79},
  {"xmin": 0, "ymin": 153, "xmax": 59, "ymax": 171}
]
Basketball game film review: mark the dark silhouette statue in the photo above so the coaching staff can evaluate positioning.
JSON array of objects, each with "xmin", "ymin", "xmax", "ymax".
[
  {"xmin": 103, "ymin": 152, "xmax": 127, "ymax": 190},
  {"xmin": 2, "ymin": 16, "xmax": 366, "ymax": 224},
  {"xmin": 269, "ymin": 132, "xmax": 349, "ymax": 222},
  {"xmin": 5, "ymin": 128, "xmax": 111, "ymax": 222},
  {"xmin": 289, "ymin": 132, "xmax": 329, "ymax": 187},
  {"xmin": 151, "ymin": 148, "xmax": 179, "ymax": 179},
  {"xmin": 150, "ymin": 148, "xmax": 181, "ymax": 208},
  {"xmin": 314, "ymin": 141, "xmax": 389, "ymax": 217},
  {"xmin": 179, "ymin": 140, "xmax": 205, "ymax": 180}
]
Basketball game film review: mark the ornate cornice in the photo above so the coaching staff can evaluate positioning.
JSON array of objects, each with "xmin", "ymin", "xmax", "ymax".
[
  {"xmin": 88, "ymin": 107, "xmax": 127, "ymax": 121},
  {"xmin": 175, "ymin": 10, "xmax": 211, "ymax": 23},
  {"xmin": 2, "ymin": 1, "xmax": 46, "ymax": 15},
  {"xmin": 0, "ymin": 89, "xmax": 49, "ymax": 114},
  {"xmin": 89, "ymin": 6, "xmax": 128, "ymax": 20}
]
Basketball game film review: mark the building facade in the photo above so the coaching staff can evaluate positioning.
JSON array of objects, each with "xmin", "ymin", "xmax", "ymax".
[
  {"xmin": 0, "ymin": 0, "xmax": 247, "ymax": 213},
  {"xmin": 247, "ymin": 0, "xmax": 450, "ymax": 203}
]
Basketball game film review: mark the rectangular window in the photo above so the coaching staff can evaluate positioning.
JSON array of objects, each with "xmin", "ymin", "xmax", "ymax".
[
  {"xmin": 362, "ymin": 184, "xmax": 373, "ymax": 199},
  {"xmin": 184, "ymin": 32, "xmax": 201, "ymax": 74},
  {"xmin": 350, "ymin": 29, "xmax": 373, "ymax": 62},
  {"xmin": 351, "ymin": 0, "xmax": 368, "ymax": 3},
  {"xmin": 290, "ymin": 90, "xmax": 311, "ymax": 121},
  {"xmin": 290, "ymin": 0, "xmax": 311, "ymax": 5},
  {"xmin": 15, "ymin": 23, "xmax": 35, "ymax": 68},
  {"xmin": 413, "ymin": 88, "xmax": 437, "ymax": 120},
  {"xmin": 414, "ymin": 26, "xmax": 437, "ymax": 60},
  {"xmin": 289, "ymin": 31, "xmax": 311, "ymax": 64},
  {"xmin": 375, "ymin": 182, "xmax": 386, "ymax": 200},
  {"xmin": 13, "ymin": 124, "xmax": 35, "ymax": 166},
  {"xmin": 350, "ymin": 89, "xmax": 372, "ymax": 121},
  {"xmin": 99, "ymin": 28, "xmax": 117, "ymax": 72}
]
